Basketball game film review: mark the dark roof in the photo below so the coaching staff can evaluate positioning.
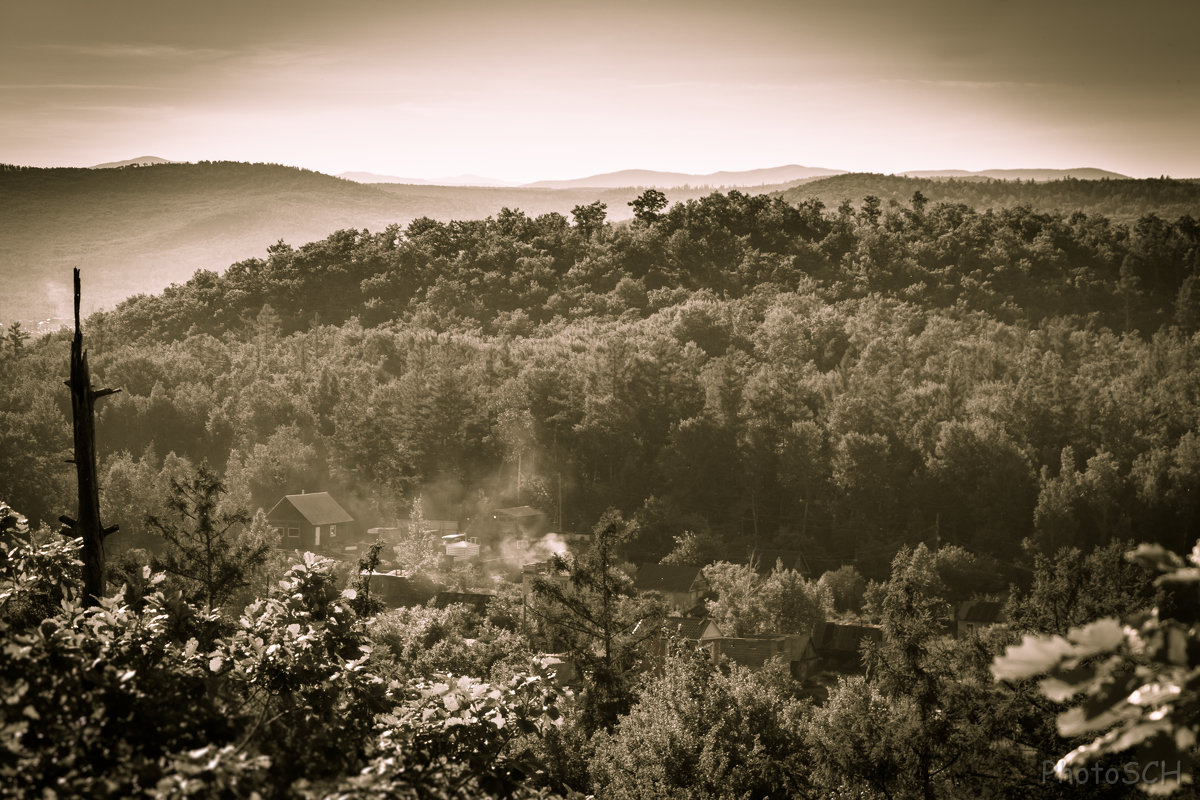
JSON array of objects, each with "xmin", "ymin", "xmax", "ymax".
[
  {"xmin": 634, "ymin": 564, "xmax": 704, "ymax": 594},
  {"xmin": 269, "ymin": 493, "xmax": 354, "ymax": 526},
  {"xmin": 710, "ymin": 636, "xmax": 787, "ymax": 669},
  {"xmin": 957, "ymin": 600, "xmax": 1005, "ymax": 624},
  {"xmin": 663, "ymin": 616, "xmax": 718, "ymax": 640},
  {"xmin": 494, "ymin": 506, "xmax": 546, "ymax": 518}
]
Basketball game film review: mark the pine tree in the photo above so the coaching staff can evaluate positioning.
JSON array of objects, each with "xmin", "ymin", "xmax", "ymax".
[{"xmin": 147, "ymin": 463, "xmax": 267, "ymax": 612}]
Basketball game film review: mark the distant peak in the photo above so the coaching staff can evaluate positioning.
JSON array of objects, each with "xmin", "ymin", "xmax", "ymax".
[
  {"xmin": 89, "ymin": 156, "xmax": 174, "ymax": 169},
  {"xmin": 522, "ymin": 164, "xmax": 846, "ymax": 189},
  {"xmin": 896, "ymin": 167, "xmax": 1130, "ymax": 181},
  {"xmin": 339, "ymin": 171, "xmax": 516, "ymax": 187}
]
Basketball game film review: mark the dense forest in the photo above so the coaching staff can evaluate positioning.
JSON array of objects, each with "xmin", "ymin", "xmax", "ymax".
[
  {"xmin": 3, "ymin": 185, "xmax": 1200, "ymax": 797},
  {"xmin": 782, "ymin": 174, "xmax": 1200, "ymax": 223},
  {"xmin": 5, "ymin": 187, "xmax": 1199, "ymax": 566}
]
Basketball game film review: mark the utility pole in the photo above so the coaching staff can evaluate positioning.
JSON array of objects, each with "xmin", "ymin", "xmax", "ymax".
[{"xmin": 59, "ymin": 269, "xmax": 121, "ymax": 605}]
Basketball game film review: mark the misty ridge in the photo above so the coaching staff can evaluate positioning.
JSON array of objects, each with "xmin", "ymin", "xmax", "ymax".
[
  {"xmin": 3, "ymin": 166, "xmax": 1200, "ymax": 798},
  {"xmin": 3, "ymin": 158, "xmax": 1198, "ymax": 329}
]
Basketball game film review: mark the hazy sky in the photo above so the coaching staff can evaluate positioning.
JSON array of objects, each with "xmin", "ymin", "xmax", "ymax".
[{"xmin": 2, "ymin": 0, "xmax": 1197, "ymax": 181}]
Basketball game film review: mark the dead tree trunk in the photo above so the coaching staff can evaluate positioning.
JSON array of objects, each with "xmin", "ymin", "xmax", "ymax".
[{"xmin": 60, "ymin": 268, "xmax": 120, "ymax": 605}]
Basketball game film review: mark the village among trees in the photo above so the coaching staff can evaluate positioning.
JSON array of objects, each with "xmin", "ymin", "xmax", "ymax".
[{"xmin": 3, "ymin": 182, "xmax": 1200, "ymax": 797}]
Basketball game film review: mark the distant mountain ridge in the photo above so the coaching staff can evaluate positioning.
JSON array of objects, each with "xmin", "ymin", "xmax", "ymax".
[
  {"xmin": 0, "ymin": 161, "xmax": 792, "ymax": 326},
  {"xmin": 89, "ymin": 155, "xmax": 175, "ymax": 169},
  {"xmin": 92, "ymin": 157, "xmax": 1131, "ymax": 186},
  {"xmin": 523, "ymin": 164, "xmax": 845, "ymax": 189},
  {"xmin": 339, "ymin": 171, "xmax": 518, "ymax": 187},
  {"xmin": 898, "ymin": 167, "xmax": 1129, "ymax": 181}
]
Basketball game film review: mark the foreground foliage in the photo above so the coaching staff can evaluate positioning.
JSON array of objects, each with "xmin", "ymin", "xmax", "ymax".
[
  {"xmin": 0, "ymin": 523, "xmax": 566, "ymax": 798},
  {"xmin": 590, "ymin": 651, "xmax": 810, "ymax": 799},
  {"xmin": 994, "ymin": 542, "xmax": 1200, "ymax": 795}
]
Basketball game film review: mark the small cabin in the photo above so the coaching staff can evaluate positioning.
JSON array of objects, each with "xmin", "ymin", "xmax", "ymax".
[
  {"xmin": 267, "ymin": 492, "xmax": 354, "ymax": 551},
  {"xmin": 955, "ymin": 600, "xmax": 1006, "ymax": 638},
  {"xmin": 703, "ymin": 633, "xmax": 819, "ymax": 680},
  {"xmin": 633, "ymin": 564, "xmax": 709, "ymax": 613}
]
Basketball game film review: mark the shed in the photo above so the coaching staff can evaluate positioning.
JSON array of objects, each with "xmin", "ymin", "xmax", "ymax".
[
  {"xmin": 267, "ymin": 492, "xmax": 354, "ymax": 551},
  {"xmin": 703, "ymin": 633, "xmax": 819, "ymax": 680},
  {"xmin": 955, "ymin": 600, "xmax": 1006, "ymax": 638},
  {"xmin": 443, "ymin": 533, "xmax": 481, "ymax": 562},
  {"xmin": 366, "ymin": 572, "xmax": 441, "ymax": 608}
]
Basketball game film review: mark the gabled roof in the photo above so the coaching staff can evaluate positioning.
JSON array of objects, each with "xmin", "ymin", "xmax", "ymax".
[
  {"xmin": 663, "ymin": 616, "xmax": 722, "ymax": 641},
  {"xmin": 634, "ymin": 564, "xmax": 705, "ymax": 594},
  {"xmin": 269, "ymin": 492, "xmax": 353, "ymax": 526},
  {"xmin": 708, "ymin": 636, "xmax": 787, "ymax": 668}
]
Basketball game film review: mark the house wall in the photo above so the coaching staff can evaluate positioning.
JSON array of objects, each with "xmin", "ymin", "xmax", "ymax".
[
  {"xmin": 268, "ymin": 513, "xmax": 316, "ymax": 550},
  {"xmin": 663, "ymin": 590, "xmax": 698, "ymax": 613}
]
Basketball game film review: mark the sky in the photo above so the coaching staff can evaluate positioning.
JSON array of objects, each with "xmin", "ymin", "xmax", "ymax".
[{"xmin": 2, "ymin": 0, "xmax": 1197, "ymax": 182}]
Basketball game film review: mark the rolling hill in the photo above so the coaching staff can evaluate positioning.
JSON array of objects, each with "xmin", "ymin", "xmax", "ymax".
[
  {"xmin": 0, "ymin": 161, "xmax": 793, "ymax": 326},
  {"xmin": 524, "ymin": 164, "xmax": 844, "ymax": 189},
  {"xmin": 5, "ymin": 160, "xmax": 1197, "ymax": 329},
  {"xmin": 778, "ymin": 173, "xmax": 1200, "ymax": 221},
  {"xmin": 90, "ymin": 156, "xmax": 176, "ymax": 169},
  {"xmin": 897, "ymin": 167, "xmax": 1128, "ymax": 181},
  {"xmin": 339, "ymin": 171, "xmax": 518, "ymax": 187}
]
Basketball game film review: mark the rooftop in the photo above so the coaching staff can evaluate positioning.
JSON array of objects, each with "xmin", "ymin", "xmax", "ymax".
[
  {"xmin": 634, "ymin": 564, "xmax": 706, "ymax": 594},
  {"xmin": 270, "ymin": 492, "xmax": 354, "ymax": 526},
  {"xmin": 663, "ymin": 616, "xmax": 721, "ymax": 640}
]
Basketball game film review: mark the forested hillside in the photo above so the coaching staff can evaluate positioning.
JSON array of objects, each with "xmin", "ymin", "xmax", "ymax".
[
  {"xmin": 0, "ymin": 162, "xmax": 760, "ymax": 326},
  {"xmin": 4, "ymin": 188, "xmax": 1198, "ymax": 571},
  {"xmin": 5, "ymin": 186, "xmax": 1200, "ymax": 797},
  {"xmin": 783, "ymin": 174, "xmax": 1200, "ymax": 222},
  {"xmin": 5, "ymin": 162, "xmax": 1199, "ymax": 329}
]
